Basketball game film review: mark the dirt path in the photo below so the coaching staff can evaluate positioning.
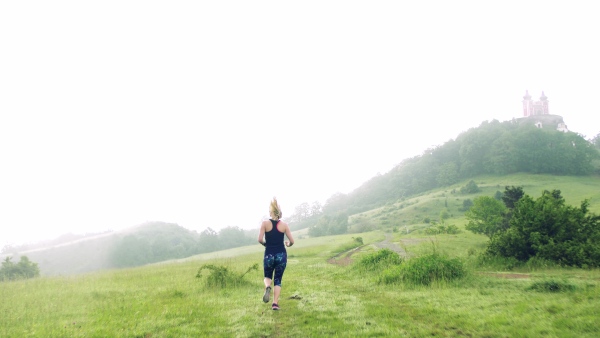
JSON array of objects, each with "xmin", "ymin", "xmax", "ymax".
[
  {"xmin": 328, "ymin": 233, "xmax": 422, "ymax": 266},
  {"xmin": 373, "ymin": 233, "xmax": 409, "ymax": 258}
]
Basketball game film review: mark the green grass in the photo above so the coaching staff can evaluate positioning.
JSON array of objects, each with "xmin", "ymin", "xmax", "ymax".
[
  {"xmin": 2, "ymin": 229, "xmax": 600, "ymax": 337},
  {"xmin": 2, "ymin": 173, "xmax": 600, "ymax": 336},
  {"xmin": 350, "ymin": 173, "xmax": 600, "ymax": 232}
]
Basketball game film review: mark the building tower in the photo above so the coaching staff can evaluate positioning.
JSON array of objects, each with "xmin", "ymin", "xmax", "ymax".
[
  {"xmin": 522, "ymin": 90, "xmax": 533, "ymax": 116},
  {"xmin": 540, "ymin": 91, "xmax": 549, "ymax": 115}
]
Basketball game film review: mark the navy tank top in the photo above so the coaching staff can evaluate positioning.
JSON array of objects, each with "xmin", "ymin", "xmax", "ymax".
[{"xmin": 264, "ymin": 219, "xmax": 286, "ymax": 255}]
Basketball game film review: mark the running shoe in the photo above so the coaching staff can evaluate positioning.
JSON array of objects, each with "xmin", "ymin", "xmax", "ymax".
[
  {"xmin": 262, "ymin": 286, "xmax": 271, "ymax": 303},
  {"xmin": 272, "ymin": 303, "xmax": 279, "ymax": 310}
]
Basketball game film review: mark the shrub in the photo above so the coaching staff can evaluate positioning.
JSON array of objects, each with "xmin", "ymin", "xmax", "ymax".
[
  {"xmin": 196, "ymin": 263, "xmax": 258, "ymax": 288},
  {"xmin": 355, "ymin": 249, "xmax": 402, "ymax": 272},
  {"xmin": 396, "ymin": 253, "xmax": 466, "ymax": 286},
  {"xmin": 460, "ymin": 180, "xmax": 481, "ymax": 194},
  {"xmin": 379, "ymin": 265, "xmax": 403, "ymax": 285}
]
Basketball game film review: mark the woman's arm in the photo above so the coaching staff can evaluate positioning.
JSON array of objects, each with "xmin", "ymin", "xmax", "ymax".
[
  {"xmin": 257, "ymin": 221, "xmax": 267, "ymax": 246},
  {"xmin": 284, "ymin": 223, "xmax": 295, "ymax": 247}
]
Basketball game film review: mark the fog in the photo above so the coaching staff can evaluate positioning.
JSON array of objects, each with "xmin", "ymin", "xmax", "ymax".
[{"xmin": 1, "ymin": 1, "xmax": 599, "ymax": 247}]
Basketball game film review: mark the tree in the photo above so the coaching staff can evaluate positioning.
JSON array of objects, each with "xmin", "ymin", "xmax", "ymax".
[
  {"xmin": 502, "ymin": 186, "xmax": 524, "ymax": 209},
  {"xmin": 493, "ymin": 190, "xmax": 503, "ymax": 201},
  {"xmin": 198, "ymin": 227, "xmax": 220, "ymax": 253},
  {"xmin": 460, "ymin": 199, "xmax": 473, "ymax": 212},
  {"xmin": 436, "ymin": 162, "xmax": 459, "ymax": 186},
  {"xmin": 439, "ymin": 208, "xmax": 450, "ymax": 222},
  {"xmin": 488, "ymin": 190, "xmax": 600, "ymax": 267},
  {"xmin": 460, "ymin": 180, "xmax": 481, "ymax": 194},
  {"xmin": 218, "ymin": 226, "xmax": 254, "ymax": 249},
  {"xmin": 464, "ymin": 196, "xmax": 506, "ymax": 237},
  {"xmin": 591, "ymin": 132, "xmax": 600, "ymax": 149}
]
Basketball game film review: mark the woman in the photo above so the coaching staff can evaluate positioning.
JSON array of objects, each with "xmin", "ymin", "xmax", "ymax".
[{"xmin": 258, "ymin": 197, "xmax": 295, "ymax": 310}]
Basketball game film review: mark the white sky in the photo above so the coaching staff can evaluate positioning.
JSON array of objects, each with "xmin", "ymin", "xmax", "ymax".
[{"xmin": 1, "ymin": 1, "xmax": 599, "ymax": 246}]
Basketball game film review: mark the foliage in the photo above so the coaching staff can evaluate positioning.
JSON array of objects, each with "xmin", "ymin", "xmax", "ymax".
[
  {"xmin": 110, "ymin": 222, "xmax": 201, "ymax": 268},
  {"xmin": 0, "ymin": 256, "xmax": 40, "ymax": 281},
  {"xmin": 353, "ymin": 237, "xmax": 364, "ymax": 245},
  {"xmin": 308, "ymin": 213, "xmax": 349, "ymax": 237},
  {"xmin": 465, "ymin": 196, "xmax": 506, "ymax": 237},
  {"xmin": 493, "ymin": 190, "xmax": 503, "ymax": 200},
  {"xmin": 381, "ymin": 253, "xmax": 466, "ymax": 286},
  {"xmin": 109, "ymin": 222, "xmax": 255, "ymax": 268},
  {"xmin": 195, "ymin": 263, "xmax": 258, "ymax": 288},
  {"xmin": 439, "ymin": 208, "xmax": 450, "ymax": 221},
  {"xmin": 591, "ymin": 132, "xmax": 600, "ymax": 149},
  {"xmin": 487, "ymin": 190, "xmax": 600, "ymax": 267},
  {"xmin": 355, "ymin": 248, "xmax": 402, "ymax": 271},
  {"xmin": 424, "ymin": 224, "xmax": 461, "ymax": 235},
  {"xmin": 527, "ymin": 279, "xmax": 576, "ymax": 293},
  {"xmin": 460, "ymin": 180, "xmax": 481, "ymax": 194},
  {"xmin": 288, "ymin": 201, "xmax": 323, "ymax": 230},
  {"xmin": 460, "ymin": 199, "xmax": 473, "ymax": 211},
  {"xmin": 502, "ymin": 185, "xmax": 524, "ymax": 209}
]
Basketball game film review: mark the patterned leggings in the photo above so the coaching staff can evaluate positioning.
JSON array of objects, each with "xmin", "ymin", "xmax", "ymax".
[{"xmin": 263, "ymin": 252, "xmax": 287, "ymax": 287}]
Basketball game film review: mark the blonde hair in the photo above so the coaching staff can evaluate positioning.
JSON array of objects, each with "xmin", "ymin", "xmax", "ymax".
[{"xmin": 269, "ymin": 197, "xmax": 282, "ymax": 219}]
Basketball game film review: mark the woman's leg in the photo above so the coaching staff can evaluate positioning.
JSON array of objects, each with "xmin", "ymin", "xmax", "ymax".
[
  {"xmin": 273, "ymin": 285, "xmax": 282, "ymax": 304},
  {"xmin": 272, "ymin": 252, "xmax": 287, "ymax": 305},
  {"xmin": 263, "ymin": 254, "xmax": 275, "ymax": 302}
]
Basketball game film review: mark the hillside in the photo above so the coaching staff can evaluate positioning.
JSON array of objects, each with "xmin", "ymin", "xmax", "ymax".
[
  {"xmin": 291, "ymin": 118, "xmax": 600, "ymax": 235},
  {"xmin": 348, "ymin": 173, "xmax": 600, "ymax": 235}
]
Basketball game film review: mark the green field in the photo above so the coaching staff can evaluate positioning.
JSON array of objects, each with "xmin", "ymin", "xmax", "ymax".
[{"xmin": 2, "ymin": 174, "xmax": 600, "ymax": 337}]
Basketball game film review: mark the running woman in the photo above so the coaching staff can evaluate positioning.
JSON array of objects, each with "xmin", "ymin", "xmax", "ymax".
[{"xmin": 258, "ymin": 198, "xmax": 295, "ymax": 310}]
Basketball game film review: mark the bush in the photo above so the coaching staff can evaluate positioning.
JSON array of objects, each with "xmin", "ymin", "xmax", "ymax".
[
  {"xmin": 460, "ymin": 180, "xmax": 481, "ymax": 194},
  {"xmin": 379, "ymin": 253, "xmax": 467, "ymax": 286},
  {"xmin": 355, "ymin": 249, "xmax": 402, "ymax": 272},
  {"xmin": 395, "ymin": 253, "xmax": 466, "ymax": 286},
  {"xmin": 379, "ymin": 265, "xmax": 403, "ymax": 284},
  {"xmin": 196, "ymin": 263, "xmax": 258, "ymax": 288}
]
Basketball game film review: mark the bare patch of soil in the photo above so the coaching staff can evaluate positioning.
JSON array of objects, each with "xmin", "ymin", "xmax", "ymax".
[{"xmin": 327, "ymin": 246, "xmax": 363, "ymax": 266}]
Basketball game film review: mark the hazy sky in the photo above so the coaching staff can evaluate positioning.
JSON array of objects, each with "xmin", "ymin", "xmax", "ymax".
[{"xmin": 1, "ymin": 1, "xmax": 599, "ymax": 246}]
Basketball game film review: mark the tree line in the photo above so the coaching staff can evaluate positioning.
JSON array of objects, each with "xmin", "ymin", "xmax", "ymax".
[
  {"xmin": 110, "ymin": 222, "xmax": 255, "ymax": 268},
  {"xmin": 1, "ymin": 256, "xmax": 40, "ymax": 281}
]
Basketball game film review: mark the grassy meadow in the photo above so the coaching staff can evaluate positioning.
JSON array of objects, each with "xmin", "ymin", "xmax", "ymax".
[
  {"xmin": 2, "ymin": 230, "xmax": 599, "ymax": 337},
  {"xmin": 2, "ymin": 174, "xmax": 600, "ymax": 337}
]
